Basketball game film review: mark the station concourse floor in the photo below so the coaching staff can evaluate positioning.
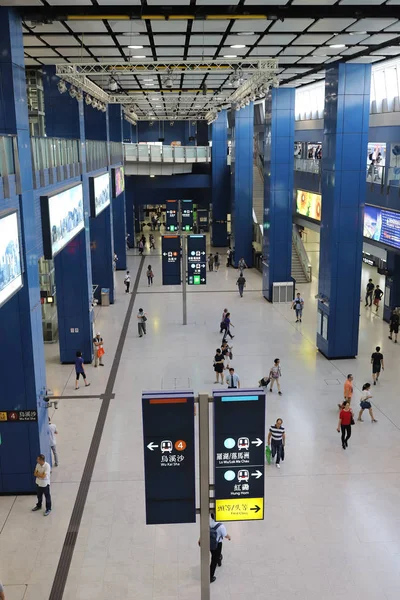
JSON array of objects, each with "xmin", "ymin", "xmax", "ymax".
[{"xmin": 2, "ymin": 235, "xmax": 400, "ymax": 600}]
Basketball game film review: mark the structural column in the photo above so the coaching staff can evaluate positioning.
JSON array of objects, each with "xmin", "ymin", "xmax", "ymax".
[
  {"xmin": 262, "ymin": 88, "xmax": 295, "ymax": 301},
  {"xmin": 383, "ymin": 251, "xmax": 400, "ymax": 322},
  {"xmin": 317, "ymin": 63, "xmax": 371, "ymax": 358},
  {"xmin": 211, "ymin": 109, "xmax": 229, "ymax": 247},
  {"xmin": 231, "ymin": 103, "xmax": 254, "ymax": 266},
  {"xmin": 109, "ymin": 103, "xmax": 127, "ymax": 271}
]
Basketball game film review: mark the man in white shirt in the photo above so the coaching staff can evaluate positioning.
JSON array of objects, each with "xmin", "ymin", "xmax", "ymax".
[
  {"xmin": 226, "ymin": 367, "xmax": 240, "ymax": 389},
  {"xmin": 48, "ymin": 417, "xmax": 58, "ymax": 467},
  {"xmin": 32, "ymin": 454, "xmax": 52, "ymax": 516},
  {"xmin": 209, "ymin": 514, "xmax": 231, "ymax": 583}
]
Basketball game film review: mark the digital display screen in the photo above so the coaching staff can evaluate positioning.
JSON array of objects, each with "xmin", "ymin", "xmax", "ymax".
[
  {"xmin": 296, "ymin": 189, "xmax": 322, "ymax": 222},
  {"xmin": 90, "ymin": 172, "xmax": 110, "ymax": 217},
  {"xmin": 166, "ymin": 200, "xmax": 179, "ymax": 232},
  {"xmin": 112, "ymin": 166, "xmax": 125, "ymax": 198},
  {"xmin": 364, "ymin": 205, "xmax": 400, "ymax": 250},
  {"xmin": 0, "ymin": 210, "xmax": 23, "ymax": 309},
  {"xmin": 181, "ymin": 200, "xmax": 193, "ymax": 232},
  {"xmin": 41, "ymin": 183, "xmax": 84, "ymax": 259}
]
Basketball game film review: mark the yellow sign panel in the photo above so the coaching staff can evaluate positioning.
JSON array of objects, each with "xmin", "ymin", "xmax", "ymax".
[
  {"xmin": 0, "ymin": 412, "xmax": 7, "ymax": 422},
  {"xmin": 215, "ymin": 497, "xmax": 264, "ymax": 522}
]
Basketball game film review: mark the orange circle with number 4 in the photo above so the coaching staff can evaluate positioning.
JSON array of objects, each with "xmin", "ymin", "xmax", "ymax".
[{"xmin": 175, "ymin": 440, "xmax": 187, "ymax": 451}]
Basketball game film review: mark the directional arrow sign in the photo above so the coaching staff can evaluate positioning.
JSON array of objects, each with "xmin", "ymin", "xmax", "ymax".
[
  {"xmin": 250, "ymin": 505, "xmax": 261, "ymax": 513},
  {"xmin": 147, "ymin": 442, "xmax": 159, "ymax": 451},
  {"xmin": 251, "ymin": 438, "xmax": 263, "ymax": 446},
  {"xmin": 251, "ymin": 470, "xmax": 262, "ymax": 479}
]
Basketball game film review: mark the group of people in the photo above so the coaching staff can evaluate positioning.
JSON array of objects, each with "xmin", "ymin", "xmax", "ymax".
[
  {"xmin": 208, "ymin": 253, "xmax": 220, "ymax": 272},
  {"xmin": 138, "ymin": 233, "xmax": 156, "ymax": 255},
  {"xmin": 365, "ymin": 278, "xmax": 383, "ymax": 312}
]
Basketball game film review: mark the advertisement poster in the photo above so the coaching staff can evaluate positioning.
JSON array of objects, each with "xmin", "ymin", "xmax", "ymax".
[
  {"xmin": 296, "ymin": 190, "xmax": 322, "ymax": 222},
  {"xmin": 48, "ymin": 184, "xmax": 84, "ymax": 257},
  {"xmin": 112, "ymin": 166, "xmax": 125, "ymax": 198},
  {"xmin": 93, "ymin": 172, "xmax": 110, "ymax": 217},
  {"xmin": 0, "ymin": 210, "xmax": 23, "ymax": 308},
  {"xmin": 364, "ymin": 205, "xmax": 400, "ymax": 250},
  {"xmin": 367, "ymin": 142, "xmax": 386, "ymax": 183}
]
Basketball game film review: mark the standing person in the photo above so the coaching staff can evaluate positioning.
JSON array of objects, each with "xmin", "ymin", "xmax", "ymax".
[
  {"xmin": 373, "ymin": 285, "xmax": 383, "ymax": 312},
  {"xmin": 337, "ymin": 402, "xmax": 354, "ymax": 449},
  {"xmin": 357, "ymin": 383, "xmax": 378, "ymax": 423},
  {"xmin": 339, "ymin": 374, "xmax": 353, "ymax": 409},
  {"xmin": 0, "ymin": 580, "xmax": 5, "ymax": 600},
  {"xmin": 93, "ymin": 332, "xmax": 104, "ymax": 367},
  {"xmin": 214, "ymin": 252, "xmax": 220, "ymax": 272},
  {"xmin": 222, "ymin": 312, "xmax": 234, "ymax": 341},
  {"xmin": 113, "ymin": 253, "xmax": 118, "ymax": 271},
  {"xmin": 124, "ymin": 271, "xmax": 131, "ymax": 293},
  {"xmin": 213, "ymin": 348, "xmax": 225, "ymax": 384},
  {"xmin": 371, "ymin": 346, "xmax": 384, "ymax": 385},
  {"xmin": 48, "ymin": 417, "xmax": 58, "ymax": 467},
  {"xmin": 226, "ymin": 367, "xmax": 240, "ymax": 389},
  {"xmin": 237, "ymin": 257, "xmax": 247, "ymax": 276},
  {"xmin": 267, "ymin": 418, "xmax": 285, "ymax": 469},
  {"xmin": 31, "ymin": 454, "xmax": 52, "ymax": 516},
  {"xmin": 147, "ymin": 265, "xmax": 154, "ymax": 286},
  {"xmin": 220, "ymin": 308, "xmax": 228, "ymax": 334},
  {"xmin": 208, "ymin": 254, "xmax": 214, "ymax": 272},
  {"xmin": 292, "ymin": 293, "xmax": 304, "ymax": 323},
  {"xmin": 138, "ymin": 239, "xmax": 144, "ymax": 256},
  {"xmin": 221, "ymin": 340, "xmax": 233, "ymax": 366},
  {"xmin": 389, "ymin": 308, "xmax": 399, "ymax": 343},
  {"xmin": 365, "ymin": 278, "xmax": 374, "ymax": 307},
  {"xmin": 75, "ymin": 351, "xmax": 90, "ymax": 390},
  {"xmin": 269, "ymin": 358, "xmax": 282, "ymax": 395},
  {"xmin": 236, "ymin": 274, "xmax": 246, "ymax": 297},
  {"xmin": 226, "ymin": 248, "xmax": 232, "ymax": 268},
  {"xmin": 209, "ymin": 513, "xmax": 231, "ymax": 581},
  {"xmin": 137, "ymin": 308, "xmax": 147, "ymax": 337}
]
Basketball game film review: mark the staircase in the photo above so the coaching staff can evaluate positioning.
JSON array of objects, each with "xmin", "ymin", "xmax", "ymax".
[
  {"xmin": 292, "ymin": 241, "xmax": 309, "ymax": 283},
  {"xmin": 253, "ymin": 164, "xmax": 264, "ymax": 226}
]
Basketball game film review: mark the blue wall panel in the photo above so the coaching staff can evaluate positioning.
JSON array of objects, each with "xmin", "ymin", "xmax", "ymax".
[
  {"xmin": 90, "ymin": 203, "xmax": 115, "ymax": 304},
  {"xmin": 42, "ymin": 66, "xmax": 80, "ymax": 138},
  {"xmin": 211, "ymin": 110, "xmax": 229, "ymax": 246}
]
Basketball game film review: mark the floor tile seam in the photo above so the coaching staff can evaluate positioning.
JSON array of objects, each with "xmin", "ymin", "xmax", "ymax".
[{"xmin": 0, "ymin": 496, "xmax": 16, "ymax": 535}]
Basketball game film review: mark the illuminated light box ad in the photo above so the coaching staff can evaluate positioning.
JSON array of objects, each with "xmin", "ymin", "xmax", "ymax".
[
  {"xmin": 0, "ymin": 209, "xmax": 23, "ymax": 309},
  {"xmin": 90, "ymin": 172, "xmax": 110, "ymax": 217},
  {"xmin": 364, "ymin": 205, "xmax": 400, "ymax": 250},
  {"xmin": 41, "ymin": 183, "xmax": 84, "ymax": 260},
  {"xmin": 296, "ymin": 190, "xmax": 322, "ymax": 222},
  {"xmin": 112, "ymin": 166, "xmax": 125, "ymax": 198}
]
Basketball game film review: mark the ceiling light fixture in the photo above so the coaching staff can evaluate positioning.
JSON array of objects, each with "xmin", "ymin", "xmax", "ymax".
[
  {"xmin": 75, "ymin": 89, "xmax": 83, "ymax": 101},
  {"xmin": 231, "ymin": 45, "xmax": 246, "ymax": 49},
  {"xmin": 330, "ymin": 44, "xmax": 345, "ymax": 49},
  {"xmin": 224, "ymin": 54, "xmax": 237, "ymax": 58},
  {"xmin": 132, "ymin": 55, "xmax": 146, "ymax": 59},
  {"xmin": 237, "ymin": 31, "xmax": 255, "ymax": 36},
  {"xmin": 128, "ymin": 45, "xmax": 143, "ymax": 49},
  {"xmin": 69, "ymin": 86, "xmax": 77, "ymax": 98},
  {"xmin": 85, "ymin": 94, "xmax": 92, "ymax": 105}
]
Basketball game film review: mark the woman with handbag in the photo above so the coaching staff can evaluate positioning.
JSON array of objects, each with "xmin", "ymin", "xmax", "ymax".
[
  {"xmin": 269, "ymin": 358, "xmax": 282, "ymax": 395},
  {"xmin": 137, "ymin": 308, "xmax": 148, "ymax": 337},
  {"xmin": 357, "ymin": 383, "xmax": 377, "ymax": 423},
  {"xmin": 337, "ymin": 402, "xmax": 354, "ymax": 449},
  {"xmin": 213, "ymin": 349, "xmax": 225, "ymax": 384}
]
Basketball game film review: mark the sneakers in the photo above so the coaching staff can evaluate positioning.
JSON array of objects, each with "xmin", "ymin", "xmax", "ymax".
[
  {"xmin": 276, "ymin": 464, "xmax": 280, "ymax": 469},
  {"xmin": 278, "ymin": 391, "xmax": 282, "ymax": 396},
  {"xmin": 211, "ymin": 577, "xmax": 216, "ymax": 583},
  {"xmin": 31, "ymin": 506, "xmax": 41, "ymax": 512},
  {"xmin": 44, "ymin": 510, "xmax": 51, "ymax": 517},
  {"xmin": 373, "ymin": 381, "xmax": 376, "ymax": 385}
]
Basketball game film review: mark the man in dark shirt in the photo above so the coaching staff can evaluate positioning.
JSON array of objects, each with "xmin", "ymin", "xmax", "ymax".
[
  {"xmin": 371, "ymin": 345, "xmax": 384, "ymax": 385},
  {"xmin": 365, "ymin": 278, "xmax": 374, "ymax": 307},
  {"xmin": 373, "ymin": 285, "xmax": 383, "ymax": 313},
  {"xmin": 237, "ymin": 275, "xmax": 246, "ymax": 297}
]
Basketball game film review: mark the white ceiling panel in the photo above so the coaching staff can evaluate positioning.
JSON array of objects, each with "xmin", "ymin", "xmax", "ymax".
[
  {"xmin": 24, "ymin": 58, "xmax": 42, "ymax": 66},
  {"xmin": 313, "ymin": 46, "xmax": 343, "ymax": 55},
  {"xmin": 308, "ymin": 19, "xmax": 356, "ymax": 32},
  {"xmin": 191, "ymin": 21, "xmax": 229, "ymax": 33},
  {"xmin": 25, "ymin": 23, "xmax": 68, "ymax": 34},
  {"xmin": 280, "ymin": 46, "xmax": 316, "ymax": 56},
  {"xmin": 47, "ymin": 0, "xmax": 91, "ymax": 4},
  {"xmin": 67, "ymin": 22, "xmax": 108, "ymax": 34},
  {"xmin": 276, "ymin": 56, "xmax": 302, "ymax": 64},
  {"xmin": 98, "ymin": 0, "xmax": 141, "ymax": 3},
  {"xmin": 151, "ymin": 21, "xmax": 188, "ymax": 33},
  {"xmin": 384, "ymin": 21, "xmax": 400, "ymax": 32},
  {"xmin": 188, "ymin": 48, "xmax": 218, "ymax": 56},
  {"xmin": 340, "ymin": 46, "xmax": 368, "ymax": 55},
  {"xmin": 76, "ymin": 35, "xmax": 114, "ymax": 46},
  {"xmin": 90, "ymin": 47, "xmax": 123, "ymax": 57},
  {"xmin": 109, "ymin": 21, "xmax": 147, "ymax": 34},
  {"xmin": 298, "ymin": 56, "xmax": 329, "ymax": 64},
  {"xmin": 348, "ymin": 55, "xmax": 385, "ymax": 63},
  {"xmin": 340, "ymin": 0, "xmax": 385, "ymax": 4},
  {"xmin": 197, "ymin": 0, "xmax": 239, "ymax": 3},
  {"xmin": 371, "ymin": 46, "xmax": 400, "ymax": 55},
  {"xmin": 4, "ymin": 0, "xmax": 42, "ymax": 5},
  {"xmin": 192, "ymin": 35, "xmax": 225, "ymax": 45},
  {"xmin": 220, "ymin": 47, "xmax": 249, "ymax": 56},
  {"xmin": 146, "ymin": 0, "xmax": 191, "ymax": 4},
  {"xmin": 231, "ymin": 20, "xmax": 270, "ymax": 33},
  {"xmin": 283, "ymin": 67, "xmax": 313, "ymax": 73},
  {"xmin": 23, "ymin": 36, "xmax": 45, "ymax": 47},
  {"xmin": 39, "ymin": 57, "xmax": 69, "ymax": 63},
  {"xmin": 225, "ymin": 35, "xmax": 260, "ymax": 45},
  {"xmin": 116, "ymin": 35, "xmax": 149, "ymax": 46},
  {"xmin": 363, "ymin": 33, "xmax": 400, "ymax": 44},
  {"xmin": 328, "ymin": 33, "xmax": 369, "ymax": 44},
  {"xmin": 42, "ymin": 35, "xmax": 82, "ymax": 46},
  {"xmin": 269, "ymin": 19, "xmax": 315, "ymax": 33},
  {"xmin": 259, "ymin": 34, "xmax": 297, "ymax": 45},
  {"xmin": 293, "ymin": 34, "xmax": 334, "ymax": 45},
  {"xmin": 249, "ymin": 46, "xmax": 283, "ymax": 56},
  {"xmin": 153, "ymin": 35, "xmax": 187, "ymax": 46},
  {"xmin": 154, "ymin": 47, "xmax": 185, "ymax": 56},
  {"xmin": 28, "ymin": 47, "xmax": 59, "ymax": 57},
  {"xmin": 348, "ymin": 19, "xmax": 398, "ymax": 32},
  {"xmin": 57, "ymin": 47, "xmax": 90, "ymax": 57},
  {"xmin": 246, "ymin": 0, "xmax": 289, "ymax": 4},
  {"xmin": 291, "ymin": 0, "xmax": 336, "ymax": 4}
]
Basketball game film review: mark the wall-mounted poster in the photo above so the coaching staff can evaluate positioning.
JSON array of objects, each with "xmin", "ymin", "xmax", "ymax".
[
  {"xmin": 112, "ymin": 166, "xmax": 125, "ymax": 198},
  {"xmin": 0, "ymin": 209, "xmax": 23, "ymax": 309},
  {"xmin": 296, "ymin": 190, "xmax": 322, "ymax": 222},
  {"xmin": 90, "ymin": 172, "xmax": 110, "ymax": 217},
  {"xmin": 41, "ymin": 183, "xmax": 84, "ymax": 259}
]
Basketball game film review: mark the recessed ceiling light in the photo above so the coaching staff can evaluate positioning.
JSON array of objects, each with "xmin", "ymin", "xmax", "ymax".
[
  {"xmin": 128, "ymin": 45, "xmax": 143, "ymax": 49},
  {"xmin": 231, "ymin": 44, "xmax": 246, "ymax": 49},
  {"xmin": 330, "ymin": 44, "xmax": 346, "ymax": 49},
  {"xmin": 151, "ymin": 96, "xmax": 159, "ymax": 100},
  {"xmin": 349, "ymin": 31, "xmax": 367, "ymax": 35},
  {"xmin": 224, "ymin": 54, "xmax": 237, "ymax": 58},
  {"xmin": 150, "ymin": 175, "xmax": 155, "ymax": 178},
  {"xmin": 155, "ymin": 105, "xmax": 162, "ymax": 108},
  {"xmin": 133, "ymin": 55, "xmax": 146, "ymax": 58},
  {"xmin": 144, "ymin": 83, "xmax": 155, "ymax": 86},
  {"xmin": 143, "ymin": 78, "xmax": 154, "ymax": 82},
  {"xmin": 237, "ymin": 31, "xmax": 255, "ymax": 36}
]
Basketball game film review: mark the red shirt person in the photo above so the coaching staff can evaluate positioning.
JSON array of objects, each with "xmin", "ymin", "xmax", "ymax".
[{"xmin": 337, "ymin": 402, "xmax": 353, "ymax": 450}]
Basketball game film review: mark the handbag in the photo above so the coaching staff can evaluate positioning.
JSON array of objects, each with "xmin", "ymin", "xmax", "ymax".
[
  {"xmin": 97, "ymin": 347, "xmax": 105, "ymax": 358},
  {"xmin": 265, "ymin": 446, "xmax": 272, "ymax": 465},
  {"xmin": 351, "ymin": 415, "xmax": 355, "ymax": 425},
  {"xmin": 142, "ymin": 315, "xmax": 147, "ymax": 322}
]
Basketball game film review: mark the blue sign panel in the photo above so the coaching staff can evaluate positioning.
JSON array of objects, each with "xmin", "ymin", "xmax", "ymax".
[
  {"xmin": 213, "ymin": 388, "xmax": 266, "ymax": 522},
  {"xmin": 142, "ymin": 390, "xmax": 196, "ymax": 525},
  {"xmin": 166, "ymin": 200, "xmax": 179, "ymax": 232},
  {"xmin": 162, "ymin": 235, "xmax": 181, "ymax": 285},
  {"xmin": 187, "ymin": 235, "xmax": 206, "ymax": 285},
  {"xmin": 181, "ymin": 200, "xmax": 193, "ymax": 232}
]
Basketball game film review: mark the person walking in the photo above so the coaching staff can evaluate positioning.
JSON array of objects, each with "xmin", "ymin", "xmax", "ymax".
[
  {"xmin": 48, "ymin": 417, "xmax": 58, "ymax": 467},
  {"xmin": 93, "ymin": 332, "xmax": 104, "ymax": 367},
  {"xmin": 208, "ymin": 254, "xmax": 214, "ymax": 272},
  {"xmin": 147, "ymin": 265, "xmax": 154, "ymax": 286},
  {"xmin": 337, "ymin": 402, "xmax": 354, "ymax": 449},
  {"xmin": 373, "ymin": 285, "xmax": 383, "ymax": 312},
  {"xmin": 339, "ymin": 374, "xmax": 353, "ymax": 409},
  {"xmin": 237, "ymin": 257, "xmax": 247, "ymax": 276},
  {"xmin": 220, "ymin": 308, "xmax": 228, "ymax": 334},
  {"xmin": 371, "ymin": 346, "xmax": 384, "ymax": 385},
  {"xmin": 365, "ymin": 278, "xmax": 374, "ymax": 307},
  {"xmin": 149, "ymin": 234, "xmax": 156, "ymax": 250},
  {"xmin": 236, "ymin": 274, "xmax": 246, "ymax": 297},
  {"xmin": 0, "ymin": 580, "xmax": 5, "ymax": 600},
  {"xmin": 221, "ymin": 340, "xmax": 233, "ymax": 366},
  {"xmin": 214, "ymin": 252, "xmax": 220, "ymax": 272},
  {"xmin": 226, "ymin": 367, "xmax": 240, "ymax": 389},
  {"xmin": 209, "ymin": 513, "xmax": 231, "ymax": 582},
  {"xmin": 226, "ymin": 248, "xmax": 232, "ymax": 267},
  {"xmin": 138, "ymin": 239, "xmax": 144, "ymax": 256},
  {"xmin": 357, "ymin": 383, "xmax": 378, "ymax": 423},
  {"xmin": 137, "ymin": 308, "xmax": 147, "ymax": 337},
  {"xmin": 213, "ymin": 348, "xmax": 225, "ymax": 384},
  {"xmin": 222, "ymin": 312, "xmax": 234, "ymax": 341},
  {"xmin": 389, "ymin": 308, "xmax": 400, "ymax": 343},
  {"xmin": 292, "ymin": 293, "xmax": 304, "ymax": 323},
  {"xmin": 75, "ymin": 351, "xmax": 90, "ymax": 390},
  {"xmin": 31, "ymin": 454, "xmax": 52, "ymax": 516},
  {"xmin": 269, "ymin": 358, "xmax": 282, "ymax": 395},
  {"xmin": 124, "ymin": 271, "xmax": 131, "ymax": 293},
  {"xmin": 267, "ymin": 418, "xmax": 285, "ymax": 469}
]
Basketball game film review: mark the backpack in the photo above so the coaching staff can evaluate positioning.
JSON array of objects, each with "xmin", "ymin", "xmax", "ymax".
[{"xmin": 210, "ymin": 524, "xmax": 221, "ymax": 550}]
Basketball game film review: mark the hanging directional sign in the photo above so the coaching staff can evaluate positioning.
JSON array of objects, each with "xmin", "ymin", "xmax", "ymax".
[
  {"xmin": 162, "ymin": 235, "xmax": 181, "ymax": 285},
  {"xmin": 142, "ymin": 390, "xmax": 196, "ymax": 525},
  {"xmin": 166, "ymin": 199, "xmax": 179, "ymax": 232},
  {"xmin": 213, "ymin": 388, "xmax": 266, "ymax": 521},
  {"xmin": 187, "ymin": 235, "xmax": 206, "ymax": 285},
  {"xmin": 181, "ymin": 200, "xmax": 193, "ymax": 232}
]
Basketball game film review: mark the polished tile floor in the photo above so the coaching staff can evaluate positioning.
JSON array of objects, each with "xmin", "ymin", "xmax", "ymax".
[{"xmin": 1, "ymin": 234, "xmax": 400, "ymax": 600}]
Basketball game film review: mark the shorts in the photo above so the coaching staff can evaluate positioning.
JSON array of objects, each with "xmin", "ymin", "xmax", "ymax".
[
  {"xmin": 372, "ymin": 365, "xmax": 381, "ymax": 374},
  {"xmin": 390, "ymin": 325, "xmax": 399, "ymax": 334},
  {"xmin": 360, "ymin": 400, "xmax": 371, "ymax": 410},
  {"xmin": 214, "ymin": 363, "xmax": 224, "ymax": 374},
  {"xmin": 75, "ymin": 371, "xmax": 86, "ymax": 380}
]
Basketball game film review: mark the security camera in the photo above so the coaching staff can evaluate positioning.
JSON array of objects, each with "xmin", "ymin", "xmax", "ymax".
[{"xmin": 164, "ymin": 76, "xmax": 173, "ymax": 88}]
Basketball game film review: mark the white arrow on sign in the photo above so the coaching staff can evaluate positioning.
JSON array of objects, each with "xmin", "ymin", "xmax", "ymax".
[
  {"xmin": 147, "ymin": 442, "xmax": 159, "ymax": 451},
  {"xmin": 251, "ymin": 470, "xmax": 262, "ymax": 479},
  {"xmin": 162, "ymin": 252, "xmax": 167, "ymax": 256},
  {"xmin": 251, "ymin": 438, "xmax": 263, "ymax": 447}
]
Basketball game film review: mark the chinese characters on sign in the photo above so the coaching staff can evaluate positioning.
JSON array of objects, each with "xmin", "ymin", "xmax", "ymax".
[
  {"xmin": 162, "ymin": 235, "xmax": 181, "ymax": 285},
  {"xmin": 187, "ymin": 235, "xmax": 206, "ymax": 285},
  {"xmin": 0, "ymin": 410, "xmax": 38, "ymax": 422}
]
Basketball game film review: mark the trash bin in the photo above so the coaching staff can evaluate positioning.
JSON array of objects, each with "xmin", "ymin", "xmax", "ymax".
[{"xmin": 101, "ymin": 288, "xmax": 110, "ymax": 306}]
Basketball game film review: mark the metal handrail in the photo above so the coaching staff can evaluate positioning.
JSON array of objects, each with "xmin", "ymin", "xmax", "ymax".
[
  {"xmin": 124, "ymin": 143, "xmax": 211, "ymax": 163},
  {"xmin": 292, "ymin": 224, "xmax": 312, "ymax": 283},
  {"xmin": 294, "ymin": 158, "xmax": 321, "ymax": 175}
]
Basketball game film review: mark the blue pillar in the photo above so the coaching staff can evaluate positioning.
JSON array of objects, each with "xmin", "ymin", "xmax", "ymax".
[
  {"xmin": 317, "ymin": 63, "xmax": 371, "ymax": 359},
  {"xmin": 263, "ymin": 88, "xmax": 295, "ymax": 301},
  {"xmin": 231, "ymin": 103, "xmax": 254, "ymax": 266},
  {"xmin": 109, "ymin": 104, "xmax": 127, "ymax": 270},
  {"xmin": 383, "ymin": 251, "xmax": 400, "ymax": 322},
  {"xmin": 125, "ymin": 175, "xmax": 136, "ymax": 244},
  {"xmin": 42, "ymin": 66, "xmax": 94, "ymax": 364},
  {"xmin": 0, "ymin": 8, "xmax": 49, "ymax": 492},
  {"xmin": 211, "ymin": 110, "xmax": 229, "ymax": 247},
  {"xmin": 123, "ymin": 118, "xmax": 132, "ymax": 143}
]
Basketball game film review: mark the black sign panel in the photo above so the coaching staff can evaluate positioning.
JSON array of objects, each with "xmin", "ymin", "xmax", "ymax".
[
  {"xmin": 181, "ymin": 200, "xmax": 193, "ymax": 232},
  {"xmin": 166, "ymin": 200, "xmax": 179, "ymax": 232},
  {"xmin": 187, "ymin": 235, "xmax": 206, "ymax": 285},
  {"xmin": 142, "ymin": 391, "xmax": 196, "ymax": 525},
  {"xmin": 213, "ymin": 388, "xmax": 265, "ymax": 522},
  {"xmin": 162, "ymin": 235, "xmax": 181, "ymax": 285},
  {"xmin": 0, "ymin": 410, "xmax": 38, "ymax": 422}
]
